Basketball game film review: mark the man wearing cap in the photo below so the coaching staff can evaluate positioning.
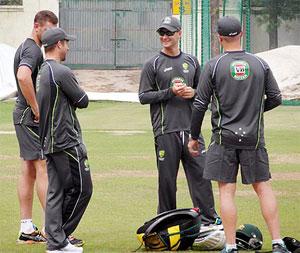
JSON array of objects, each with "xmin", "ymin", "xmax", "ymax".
[
  {"xmin": 139, "ymin": 16, "xmax": 220, "ymax": 227},
  {"xmin": 13, "ymin": 10, "xmax": 58, "ymax": 244},
  {"xmin": 36, "ymin": 27, "xmax": 93, "ymax": 253},
  {"xmin": 188, "ymin": 16, "xmax": 289, "ymax": 253}
]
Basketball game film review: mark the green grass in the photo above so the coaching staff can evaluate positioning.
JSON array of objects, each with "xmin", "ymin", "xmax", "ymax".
[{"xmin": 0, "ymin": 101, "xmax": 299, "ymax": 253}]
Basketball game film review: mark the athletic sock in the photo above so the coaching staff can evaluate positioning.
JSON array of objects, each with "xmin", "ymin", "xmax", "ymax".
[
  {"xmin": 272, "ymin": 239, "xmax": 285, "ymax": 246},
  {"xmin": 20, "ymin": 219, "xmax": 35, "ymax": 234},
  {"xmin": 226, "ymin": 243, "xmax": 237, "ymax": 250}
]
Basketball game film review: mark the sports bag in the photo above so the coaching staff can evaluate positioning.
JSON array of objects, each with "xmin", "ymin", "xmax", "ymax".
[{"xmin": 136, "ymin": 208, "xmax": 201, "ymax": 251}]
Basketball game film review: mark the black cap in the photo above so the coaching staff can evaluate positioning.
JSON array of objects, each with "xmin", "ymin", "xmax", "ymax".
[
  {"xmin": 42, "ymin": 27, "xmax": 76, "ymax": 48},
  {"xmin": 157, "ymin": 16, "xmax": 181, "ymax": 32},
  {"xmin": 217, "ymin": 16, "xmax": 241, "ymax": 37}
]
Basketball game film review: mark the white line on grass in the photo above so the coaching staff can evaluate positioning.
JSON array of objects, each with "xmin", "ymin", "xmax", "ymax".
[{"xmin": 0, "ymin": 131, "xmax": 15, "ymax": 135}]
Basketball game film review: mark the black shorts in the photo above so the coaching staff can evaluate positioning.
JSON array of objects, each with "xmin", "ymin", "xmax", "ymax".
[
  {"xmin": 14, "ymin": 124, "xmax": 42, "ymax": 160},
  {"xmin": 204, "ymin": 142, "xmax": 271, "ymax": 184}
]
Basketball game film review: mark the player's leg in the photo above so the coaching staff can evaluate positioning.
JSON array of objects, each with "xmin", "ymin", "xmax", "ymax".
[
  {"xmin": 18, "ymin": 160, "xmax": 36, "ymax": 229},
  {"xmin": 45, "ymin": 151, "xmax": 85, "ymax": 252},
  {"xmin": 32, "ymin": 159, "xmax": 47, "ymax": 238},
  {"xmin": 240, "ymin": 148, "xmax": 289, "ymax": 253},
  {"xmin": 182, "ymin": 132, "xmax": 219, "ymax": 224},
  {"xmin": 218, "ymin": 182, "xmax": 237, "ymax": 245},
  {"xmin": 155, "ymin": 133, "xmax": 181, "ymax": 213},
  {"xmin": 17, "ymin": 159, "xmax": 47, "ymax": 243},
  {"xmin": 33, "ymin": 159, "xmax": 48, "ymax": 211},
  {"xmin": 253, "ymin": 181, "xmax": 289, "ymax": 253},
  {"xmin": 253, "ymin": 181, "xmax": 280, "ymax": 239},
  {"xmin": 239, "ymin": 148, "xmax": 281, "ymax": 238},
  {"xmin": 204, "ymin": 143, "xmax": 239, "ymax": 251},
  {"xmin": 61, "ymin": 144, "xmax": 92, "ymax": 237},
  {"xmin": 15, "ymin": 124, "xmax": 46, "ymax": 243},
  {"xmin": 45, "ymin": 153, "xmax": 69, "ymax": 251}
]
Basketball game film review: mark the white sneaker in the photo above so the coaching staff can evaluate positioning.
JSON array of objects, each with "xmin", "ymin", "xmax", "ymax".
[
  {"xmin": 200, "ymin": 223, "xmax": 224, "ymax": 234},
  {"xmin": 46, "ymin": 242, "xmax": 83, "ymax": 253}
]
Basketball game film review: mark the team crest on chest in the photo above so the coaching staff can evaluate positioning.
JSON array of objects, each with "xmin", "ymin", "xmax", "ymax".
[
  {"xmin": 230, "ymin": 60, "xmax": 250, "ymax": 80},
  {"xmin": 182, "ymin": 62, "xmax": 189, "ymax": 73},
  {"xmin": 171, "ymin": 76, "xmax": 186, "ymax": 87}
]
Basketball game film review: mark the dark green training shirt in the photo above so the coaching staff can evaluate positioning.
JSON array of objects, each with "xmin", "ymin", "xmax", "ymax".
[
  {"xmin": 192, "ymin": 50, "xmax": 281, "ymax": 149},
  {"xmin": 36, "ymin": 59, "xmax": 88, "ymax": 154},
  {"xmin": 13, "ymin": 38, "xmax": 43, "ymax": 126},
  {"xmin": 139, "ymin": 51, "xmax": 203, "ymax": 140}
]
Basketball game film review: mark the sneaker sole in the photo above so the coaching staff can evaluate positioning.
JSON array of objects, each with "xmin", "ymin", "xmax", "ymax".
[
  {"xmin": 73, "ymin": 242, "xmax": 85, "ymax": 247},
  {"xmin": 17, "ymin": 239, "xmax": 46, "ymax": 244}
]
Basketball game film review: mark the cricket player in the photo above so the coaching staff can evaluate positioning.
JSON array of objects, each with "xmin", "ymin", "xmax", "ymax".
[
  {"xmin": 188, "ymin": 16, "xmax": 290, "ymax": 253},
  {"xmin": 13, "ymin": 10, "xmax": 58, "ymax": 243},
  {"xmin": 139, "ymin": 16, "xmax": 221, "ymax": 227},
  {"xmin": 37, "ymin": 27, "xmax": 93, "ymax": 253}
]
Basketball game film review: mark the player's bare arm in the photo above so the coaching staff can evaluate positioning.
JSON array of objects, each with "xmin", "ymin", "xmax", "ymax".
[{"xmin": 17, "ymin": 65, "xmax": 39, "ymax": 122}]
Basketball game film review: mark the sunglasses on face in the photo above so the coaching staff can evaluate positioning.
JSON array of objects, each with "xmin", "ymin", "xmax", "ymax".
[{"xmin": 157, "ymin": 30, "xmax": 177, "ymax": 36}]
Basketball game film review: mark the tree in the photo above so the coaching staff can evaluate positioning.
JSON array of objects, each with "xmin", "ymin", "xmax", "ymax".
[
  {"xmin": 210, "ymin": 0, "xmax": 220, "ymax": 57},
  {"xmin": 252, "ymin": 0, "xmax": 299, "ymax": 49},
  {"xmin": 0, "ymin": 0, "xmax": 22, "ymax": 5}
]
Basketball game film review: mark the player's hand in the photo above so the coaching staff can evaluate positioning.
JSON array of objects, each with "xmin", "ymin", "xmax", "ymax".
[
  {"xmin": 172, "ymin": 82, "xmax": 186, "ymax": 96},
  {"xmin": 31, "ymin": 107, "xmax": 40, "ymax": 123},
  {"xmin": 181, "ymin": 86, "xmax": 195, "ymax": 99},
  {"xmin": 188, "ymin": 139, "xmax": 200, "ymax": 157}
]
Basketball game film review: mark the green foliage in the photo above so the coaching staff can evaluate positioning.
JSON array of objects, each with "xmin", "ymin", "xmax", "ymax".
[
  {"xmin": 0, "ymin": 0, "xmax": 22, "ymax": 5},
  {"xmin": 251, "ymin": 0, "xmax": 299, "ymax": 48},
  {"xmin": 252, "ymin": 0, "xmax": 299, "ymax": 31},
  {"xmin": 0, "ymin": 101, "xmax": 299, "ymax": 252}
]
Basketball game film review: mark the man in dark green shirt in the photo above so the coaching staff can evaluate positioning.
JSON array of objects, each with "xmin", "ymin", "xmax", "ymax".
[
  {"xmin": 139, "ymin": 16, "xmax": 220, "ymax": 228},
  {"xmin": 13, "ymin": 10, "xmax": 58, "ymax": 243},
  {"xmin": 37, "ymin": 27, "xmax": 92, "ymax": 253},
  {"xmin": 188, "ymin": 16, "xmax": 289, "ymax": 253}
]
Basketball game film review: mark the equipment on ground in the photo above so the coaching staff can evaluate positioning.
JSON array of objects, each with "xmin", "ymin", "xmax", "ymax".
[
  {"xmin": 236, "ymin": 224, "xmax": 263, "ymax": 250},
  {"xmin": 192, "ymin": 224, "xmax": 225, "ymax": 250},
  {"xmin": 136, "ymin": 208, "xmax": 201, "ymax": 251},
  {"xmin": 283, "ymin": 237, "xmax": 300, "ymax": 253}
]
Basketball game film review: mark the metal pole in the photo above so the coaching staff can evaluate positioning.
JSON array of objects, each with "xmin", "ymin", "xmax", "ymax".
[
  {"xmin": 245, "ymin": 0, "xmax": 251, "ymax": 52},
  {"xmin": 195, "ymin": 0, "xmax": 198, "ymax": 58}
]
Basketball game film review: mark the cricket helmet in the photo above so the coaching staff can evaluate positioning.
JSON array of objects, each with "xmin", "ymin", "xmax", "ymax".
[
  {"xmin": 136, "ymin": 208, "xmax": 201, "ymax": 251},
  {"xmin": 236, "ymin": 224, "xmax": 263, "ymax": 250}
]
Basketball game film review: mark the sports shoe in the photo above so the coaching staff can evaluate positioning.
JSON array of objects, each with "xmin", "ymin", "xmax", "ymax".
[
  {"xmin": 215, "ymin": 217, "xmax": 222, "ymax": 225},
  {"xmin": 200, "ymin": 218, "xmax": 223, "ymax": 234},
  {"xmin": 46, "ymin": 242, "xmax": 83, "ymax": 252},
  {"xmin": 68, "ymin": 235, "xmax": 85, "ymax": 247},
  {"xmin": 220, "ymin": 247, "xmax": 238, "ymax": 253},
  {"xmin": 272, "ymin": 243, "xmax": 291, "ymax": 253},
  {"xmin": 17, "ymin": 226, "xmax": 46, "ymax": 244}
]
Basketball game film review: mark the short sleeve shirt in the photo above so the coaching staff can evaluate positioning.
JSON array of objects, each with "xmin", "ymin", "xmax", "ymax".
[{"xmin": 13, "ymin": 38, "xmax": 43, "ymax": 126}]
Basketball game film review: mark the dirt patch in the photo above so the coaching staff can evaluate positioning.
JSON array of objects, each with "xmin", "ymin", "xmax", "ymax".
[
  {"xmin": 282, "ymin": 85, "xmax": 300, "ymax": 100},
  {"xmin": 271, "ymin": 172, "xmax": 300, "ymax": 180},
  {"xmin": 91, "ymin": 130, "xmax": 146, "ymax": 136},
  {"xmin": 215, "ymin": 190, "xmax": 300, "ymax": 197},
  {"xmin": 117, "ymin": 155, "xmax": 153, "ymax": 160},
  {"xmin": 269, "ymin": 153, "xmax": 300, "ymax": 164},
  {"xmin": 73, "ymin": 67, "xmax": 300, "ymax": 99},
  {"xmin": 0, "ymin": 154, "xmax": 18, "ymax": 160},
  {"xmin": 73, "ymin": 69, "xmax": 140, "ymax": 93},
  {"xmin": 92, "ymin": 170, "xmax": 156, "ymax": 179},
  {"xmin": 90, "ymin": 170, "xmax": 300, "ymax": 180}
]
